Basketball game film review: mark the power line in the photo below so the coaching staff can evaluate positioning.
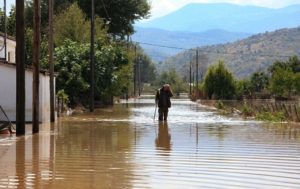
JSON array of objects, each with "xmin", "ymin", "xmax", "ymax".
[
  {"xmin": 100, "ymin": 0, "xmax": 110, "ymax": 19},
  {"xmin": 134, "ymin": 41, "xmax": 294, "ymax": 59},
  {"xmin": 136, "ymin": 41, "xmax": 187, "ymax": 50}
]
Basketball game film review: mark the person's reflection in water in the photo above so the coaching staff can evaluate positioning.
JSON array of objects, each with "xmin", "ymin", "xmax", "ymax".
[{"xmin": 155, "ymin": 122, "xmax": 171, "ymax": 152}]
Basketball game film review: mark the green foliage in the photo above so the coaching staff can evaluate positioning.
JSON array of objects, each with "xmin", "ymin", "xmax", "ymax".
[
  {"xmin": 25, "ymin": 0, "xmax": 49, "ymax": 31},
  {"xmin": 0, "ymin": 8, "xmax": 5, "ymax": 33},
  {"xmin": 203, "ymin": 60, "xmax": 236, "ymax": 99},
  {"xmin": 57, "ymin": 90, "xmax": 69, "ymax": 104},
  {"xmin": 216, "ymin": 101, "xmax": 225, "ymax": 110},
  {"xmin": 138, "ymin": 53, "xmax": 157, "ymax": 84},
  {"xmin": 236, "ymin": 79, "xmax": 251, "ymax": 99},
  {"xmin": 156, "ymin": 69, "xmax": 187, "ymax": 96},
  {"xmin": 249, "ymin": 72, "xmax": 269, "ymax": 93},
  {"xmin": 77, "ymin": 0, "xmax": 150, "ymax": 37},
  {"xmin": 294, "ymin": 73, "xmax": 300, "ymax": 93},
  {"xmin": 256, "ymin": 112, "xmax": 286, "ymax": 122},
  {"xmin": 54, "ymin": 3, "xmax": 91, "ymax": 45},
  {"xmin": 269, "ymin": 68, "xmax": 294, "ymax": 98},
  {"xmin": 55, "ymin": 38, "xmax": 132, "ymax": 105},
  {"xmin": 6, "ymin": 7, "xmax": 16, "ymax": 36},
  {"xmin": 241, "ymin": 103, "xmax": 255, "ymax": 117},
  {"xmin": 55, "ymin": 40, "xmax": 90, "ymax": 104},
  {"xmin": 269, "ymin": 56, "xmax": 300, "ymax": 74},
  {"xmin": 23, "ymin": 28, "xmax": 49, "ymax": 67},
  {"xmin": 54, "ymin": 2, "xmax": 108, "ymax": 44},
  {"xmin": 93, "ymin": 42, "xmax": 131, "ymax": 102}
]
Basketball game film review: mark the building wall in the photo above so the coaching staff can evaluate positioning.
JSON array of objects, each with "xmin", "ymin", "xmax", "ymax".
[
  {"xmin": 0, "ymin": 37, "xmax": 16, "ymax": 63},
  {"xmin": 0, "ymin": 63, "xmax": 55, "ymax": 122}
]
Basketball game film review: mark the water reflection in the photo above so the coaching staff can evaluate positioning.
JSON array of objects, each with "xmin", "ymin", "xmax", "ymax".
[
  {"xmin": 1, "ymin": 98, "xmax": 300, "ymax": 188},
  {"xmin": 16, "ymin": 137, "xmax": 25, "ymax": 189},
  {"xmin": 155, "ymin": 122, "xmax": 171, "ymax": 152}
]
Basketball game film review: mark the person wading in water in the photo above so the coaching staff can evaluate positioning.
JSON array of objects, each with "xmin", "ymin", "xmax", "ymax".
[{"xmin": 155, "ymin": 84, "xmax": 173, "ymax": 121}]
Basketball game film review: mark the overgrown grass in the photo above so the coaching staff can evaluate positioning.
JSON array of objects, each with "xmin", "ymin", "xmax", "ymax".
[
  {"xmin": 215, "ymin": 100, "xmax": 225, "ymax": 110},
  {"xmin": 241, "ymin": 103, "xmax": 255, "ymax": 117},
  {"xmin": 256, "ymin": 111, "xmax": 286, "ymax": 122}
]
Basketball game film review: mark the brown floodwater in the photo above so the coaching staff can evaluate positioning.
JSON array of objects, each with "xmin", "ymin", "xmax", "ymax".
[{"xmin": 1, "ymin": 98, "xmax": 300, "ymax": 189}]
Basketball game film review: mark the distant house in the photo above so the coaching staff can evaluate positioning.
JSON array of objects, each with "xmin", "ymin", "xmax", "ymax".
[
  {"xmin": 0, "ymin": 32, "xmax": 16, "ymax": 63},
  {"xmin": 0, "ymin": 33, "xmax": 55, "ymax": 123}
]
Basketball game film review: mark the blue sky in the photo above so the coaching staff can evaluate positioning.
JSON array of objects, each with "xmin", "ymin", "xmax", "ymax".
[
  {"xmin": 148, "ymin": 0, "xmax": 300, "ymax": 19},
  {"xmin": 4, "ymin": 0, "xmax": 300, "ymax": 19}
]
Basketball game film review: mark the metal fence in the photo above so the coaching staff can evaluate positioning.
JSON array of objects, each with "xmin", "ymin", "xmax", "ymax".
[{"xmin": 0, "ymin": 105, "xmax": 13, "ymax": 132}]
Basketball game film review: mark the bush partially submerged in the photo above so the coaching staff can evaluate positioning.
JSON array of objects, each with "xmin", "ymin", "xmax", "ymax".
[{"xmin": 256, "ymin": 111, "xmax": 286, "ymax": 122}]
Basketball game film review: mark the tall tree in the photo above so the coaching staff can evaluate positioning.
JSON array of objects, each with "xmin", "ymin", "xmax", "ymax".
[
  {"xmin": 249, "ymin": 72, "xmax": 269, "ymax": 93},
  {"xmin": 7, "ymin": 7, "xmax": 16, "ymax": 36},
  {"xmin": 203, "ymin": 61, "xmax": 236, "ymax": 99},
  {"xmin": 269, "ymin": 68, "xmax": 294, "ymax": 98},
  {"xmin": 54, "ymin": 3, "xmax": 107, "ymax": 46},
  {"xmin": 77, "ymin": 0, "xmax": 150, "ymax": 37},
  {"xmin": 0, "ymin": 8, "xmax": 5, "ymax": 33}
]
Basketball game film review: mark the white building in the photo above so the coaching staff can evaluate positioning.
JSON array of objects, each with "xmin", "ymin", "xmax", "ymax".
[
  {"xmin": 0, "ymin": 33, "xmax": 16, "ymax": 63},
  {"xmin": 0, "ymin": 33, "xmax": 55, "ymax": 123}
]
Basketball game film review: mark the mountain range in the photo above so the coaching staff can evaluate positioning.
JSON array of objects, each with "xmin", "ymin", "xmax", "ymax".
[
  {"xmin": 136, "ymin": 3, "xmax": 300, "ymax": 33},
  {"xmin": 159, "ymin": 27, "xmax": 300, "ymax": 78},
  {"xmin": 132, "ymin": 27, "xmax": 251, "ymax": 62},
  {"xmin": 133, "ymin": 3, "xmax": 300, "ymax": 62}
]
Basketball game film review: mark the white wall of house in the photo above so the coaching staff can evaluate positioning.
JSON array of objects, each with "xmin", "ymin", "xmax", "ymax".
[
  {"xmin": 0, "ymin": 62, "xmax": 54, "ymax": 123},
  {"xmin": 0, "ymin": 37, "xmax": 16, "ymax": 63}
]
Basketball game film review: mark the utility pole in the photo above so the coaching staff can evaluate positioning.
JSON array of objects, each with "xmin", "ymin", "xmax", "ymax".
[
  {"xmin": 133, "ymin": 45, "xmax": 137, "ymax": 97},
  {"xmin": 49, "ymin": 0, "xmax": 55, "ymax": 122},
  {"xmin": 189, "ymin": 60, "xmax": 192, "ymax": 96},
  {"xmin": 196, "ymin": 49, "xmax": 199, "ymax": 91},
  {"xmin": 138, "ymin": 57, "xmax": 141, "ymax": 96},
  {"xmin": 89, "ymin": 0, "xmax": 95, "ymax": 112},
  {"xmin": 16, "ymin": 0, "xmax": 25, "ymax": 135},
  {"xmin": 4, "ymin": 0, "xmax": 7, "ymax": 61},
  {"xmin": 32, "ymin": 0, "xmax": 41, "ymax": 133}
]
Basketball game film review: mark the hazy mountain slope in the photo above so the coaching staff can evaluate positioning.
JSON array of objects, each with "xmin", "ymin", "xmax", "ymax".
[
  {"xmin": 136, "ymin": 3, "xmax": 300, "ymax": 33},
  {"xmin": 160, "ymin": 27, "xmax": 300, "ymax": 78},
  {"xmin": 132, "ymin": 27, "xmax": 251, "ymax": 62}
]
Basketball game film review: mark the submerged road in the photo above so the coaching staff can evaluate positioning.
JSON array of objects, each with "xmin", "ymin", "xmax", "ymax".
[{"xmin": 0, "ymin": 98, "xmax": 300, "ymax": 188}]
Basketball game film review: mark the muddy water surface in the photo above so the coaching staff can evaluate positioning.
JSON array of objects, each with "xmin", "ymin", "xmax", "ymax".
[{"xmin": 1, "ymin": 98, "xmax": 300, "ymax": 188}]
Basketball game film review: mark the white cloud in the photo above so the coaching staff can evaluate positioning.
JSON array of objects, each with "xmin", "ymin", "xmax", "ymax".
[{"xmin": 149, "ymin": 0, "xmax": 178, "ymax": 18}]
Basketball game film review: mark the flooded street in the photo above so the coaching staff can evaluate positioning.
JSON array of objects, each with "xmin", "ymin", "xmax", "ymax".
[{"xmin": 1, "ymin": 98, "xmax": 300, "ymax": 188}]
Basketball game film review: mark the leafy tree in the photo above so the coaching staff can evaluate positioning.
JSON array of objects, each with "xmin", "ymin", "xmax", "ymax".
[
  {"xmin": 6, "ymin": 7, "xmax": 16, "ymax": 36},
  {"xmin": 53, "ymin": 0, "xmax": 77, "ymax": 13},
  {"xmin": 269, "ymin": 56, "xmax": 300, "ymax": 74},
  {"xmin": 54, "ymin": 3, "xmax": 90, "ymax": 45},
  {"xmin": 203, "ymin": 61, "xmax": 236, "ymax": 99},
  {"xmin": 77, "ymin": 0, "xmax": 150, "ymax": 37},
  {"xmin": 294, "ymin": 73, "xmax": 300, "ymax": 93},
  {"xmin": 55, "ymin": 38, "xmax": 132, "ymax": 105},
  {"xmin": 236, "ymin": 79, "xmax": 251, "ymax": 99},
  {"xmin": 0, "ymin": 8, "xmax": 5, "ymax": 33},
  {"xmin": 24, "ymin": 0, "xmax": 49, "ymax": 31},
  {"xmin": 249, "ymin": 72, "xmax": 269, "ymax": 93},
  {"xmin": 203, "ymin": 66, "xmax": 215, "ymax": 99},
  {"xmin": 136, "ymin": 50, "xmax": 156, "ymax": 84},
  {"xmin": 269, "ymin": 68, "xmax": 294, "ymax": 98},
  {"xmin": 156, "ymin": 69, "xmax": 187, "ymax": 96},
  {"xmin": 55, "ymin": 40, "xmax": 90, "ymax": 104},
  {"xmin": 93, "ymin": 42, "xmax": 130, "ymax": 103},
  {"xmin": 54, "ymin": 3, "xmax": 108, "ymax": 46}
]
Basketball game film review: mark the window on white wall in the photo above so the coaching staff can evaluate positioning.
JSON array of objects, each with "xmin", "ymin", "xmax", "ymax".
[{"xmin": 8, "ymin": 52, "xmax": 11, "ymax": 62}]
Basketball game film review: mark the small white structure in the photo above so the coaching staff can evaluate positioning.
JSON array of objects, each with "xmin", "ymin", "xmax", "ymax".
[
  {"xmin": 0, "ymin": 34, "xmax": 55, "ymax": 123},
  {"xmin": 0, "ymin": 33, "xmax": 16, "ymax": 63}
]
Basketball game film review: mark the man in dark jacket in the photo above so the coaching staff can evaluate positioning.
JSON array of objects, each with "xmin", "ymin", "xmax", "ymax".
[{"xmin": 155, "ymin": 84, "xmax": 173, "ymax": 121}]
